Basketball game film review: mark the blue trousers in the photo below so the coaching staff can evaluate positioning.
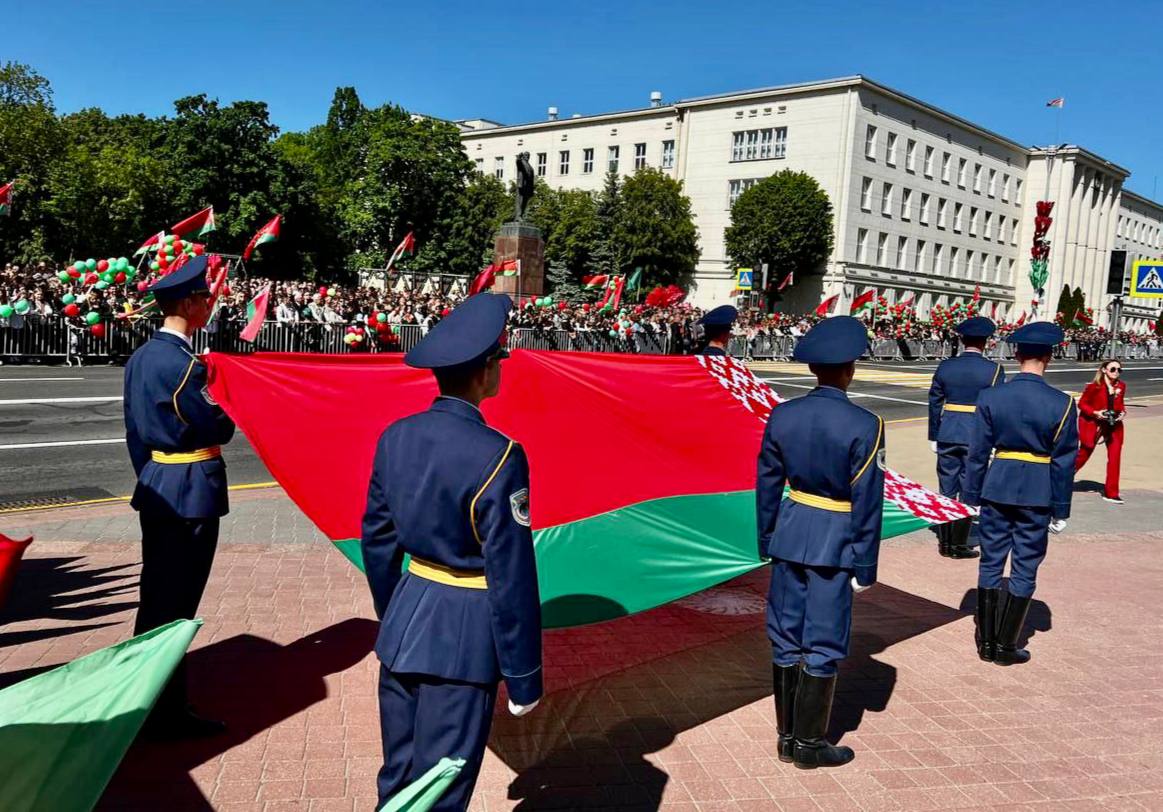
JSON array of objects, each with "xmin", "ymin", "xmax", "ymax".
[
  {"xmin": 766, "ymin": 560, "xmax": 852, "ymax": 677},
  {"xmin": 377, "ymin": 668, "xmax": 496, "ymax": 812},
  {"xmin": 935, "ymin": 442, "xmax": 969, "ymax": 499},
  {"xmin": 977, "ymin": 501, "xmax": 1050, "ymax": 598}
]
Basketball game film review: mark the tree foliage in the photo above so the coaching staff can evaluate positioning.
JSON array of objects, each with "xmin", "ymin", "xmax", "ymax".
[
  {"xmin": 724, "ymin": 170, "xmax": 833, "ymax": 288},
  {"xmin": 613, "ymin": 167, "xmax": 699, "ymax": 286}
]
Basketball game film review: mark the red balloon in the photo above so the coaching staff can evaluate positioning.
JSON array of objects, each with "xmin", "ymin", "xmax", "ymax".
[
  {"xmin": 633, "ymin": 305, "xmax": 643, "ymax": 314},
  {"xmin": 582, "ymin": 303, "xmax": 591, "ymax": 312},
  {"xmin": 136, "ymin": 281, "xmax": 149, "ymax": 292},
  {"xmin": 192, "ymin": 244, "xmax": 205, "ymax": 256},
  {"xmin": 90, "ymin": 323, "xmax": 106, "ymax": 339},
  {"xmin": 114, "ymin": 272, "xmax": 127, "ymax": 284},
  {"xmin": 84, "ymin": 273, "xmax": 98, "ymax": 285},
  {"xmin": 366, "ymin": 316, "xmax": 377, "ymax": 327},
  {"xmin": 172, "ymin": 240, "xmax": 184, "ymax": 251},
  {"xmin": 558, "ymin": 301, "xmax": 568, "ymax": 311},
  {"xmin": 63, "ymin": 303, "xmax": 80, "ymax": 318},
  {"xmin": 68, "ymin": 269, "xmax": 82, "ymax": 279},
  {"xmin": 441, "ymin": 308, "xmax": 452, "ymax": 317},
  {"xmin": 96, "ymin": 259, "xmax": 109, "ymax": 272},
  {"xmin": 158, "ymin": 256, "xmax": 169, "ymax": 269}
]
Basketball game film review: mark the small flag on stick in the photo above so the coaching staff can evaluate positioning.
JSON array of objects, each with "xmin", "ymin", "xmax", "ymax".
[
  {"xmin": 171, "ymin": 206, "xmax": 216, "ymax": 239},
  {"xmin": 243, "ymin": 215, "xmax": 281, "ymax": 261},
  {"xmin": 1046, "ymin": 98, "xmax": 1064, "ymax": 108},
  {"xmin": 240, "ymin": 284, "xmax": 272, "ymax": 342}
]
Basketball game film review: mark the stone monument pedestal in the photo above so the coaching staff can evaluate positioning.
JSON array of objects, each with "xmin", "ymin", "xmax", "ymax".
[{"xmin": 492, "ymin": 222, "xmax": 545, "ymax": 301}]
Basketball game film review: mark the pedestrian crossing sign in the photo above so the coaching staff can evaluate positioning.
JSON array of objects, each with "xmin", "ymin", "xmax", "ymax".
[
  {"xmin": 735, "ymin": 268, "xmax": 753, "ymax": 291},
  {"xmin": 1130, "ymin": 260, "xmax": 1163, "ymax": 298}
]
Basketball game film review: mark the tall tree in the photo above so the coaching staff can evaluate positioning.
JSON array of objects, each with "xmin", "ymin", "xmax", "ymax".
[
  {"xmin": 724, "ymin": 170, "xmax": 834, "ymax": 288},
  {"xmin": 613, "ymin": 167, "xmax": 699, "ymax": 286}
]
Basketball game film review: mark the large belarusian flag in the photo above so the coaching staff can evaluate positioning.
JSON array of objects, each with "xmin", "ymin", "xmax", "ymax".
[
  {"xmin": 243, "ymin": 214, "xmax": 281, "ymax": 260},
  {"xmin": 0, "ymin": 181, "xmax": 13, "ymax": 216},
  {"xmin": 0, "ymin": 619, "xmax": 200, "ymax": 812},
  {"xmin": 206, "ymin": 352, "xmax": 971, "ymax": 628},
  {"xmin": 171, "ymin": 206, "xmax": 216, "ymax": 239}
]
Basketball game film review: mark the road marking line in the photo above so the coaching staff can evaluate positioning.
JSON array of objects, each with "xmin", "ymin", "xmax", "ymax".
[
  {"xmin": 0, "ymin": 396, "xmax": 122, "ymax": 405},
  {"xmin": 0, "ymin": 438, "xmax": 124, "ymax": 450},
  {"xmin": 0, "ymin": 480, "xmax": 280, "ymax": 515},
  {"xmin": 760, "ymin": 379, "xmax": 929, "ymax": 405},
  {"xmin": 0, "ymin": 377, "xmax": 86, "ymax": 382}
]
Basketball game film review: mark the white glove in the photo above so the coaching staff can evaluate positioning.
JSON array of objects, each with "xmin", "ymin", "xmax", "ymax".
[
  {"xmin": 850, "ymin": 576, "xmax": 871, "ymax": 594},
  {"xmin": 929, "ymin": 441, "xmax": 938, "ymax": 454},
  {"xmin": 508, "ymin": 698, "xmax": 539, "ymax": 717},
  {"xmin": 1049, "ymin": 519, "xmax": 1067, "ymax": 534}
]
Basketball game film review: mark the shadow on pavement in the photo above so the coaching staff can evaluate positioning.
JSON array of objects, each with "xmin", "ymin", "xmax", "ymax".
[
  {"xmin": 97, "ymin": 617, "xmax": 377, "ymax": 811},
  {"xmin": 492, "ymin": 583, "xmax": 961, "ymax": 811},
  {"xmin": 0, "ymin": 556, "xmax": 137, "ymax": 648}
]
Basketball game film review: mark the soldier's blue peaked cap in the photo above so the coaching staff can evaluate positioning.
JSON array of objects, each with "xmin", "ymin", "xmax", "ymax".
[
  {"xmin": 698, "ymin": 305, "xmax": 737, "ymax": 327},
  {"xmin": 405, "ymin": 292, "xmax": 512, "ymax": 370},
  {"xmin": 956, "ymin": 316, "xmax": 996, "ymax": 338},
  {"xmin": 146, "ymin": 255, "xmax": 211, "ymax": 301},
  {"xmin": 1005, "ymin": 321, "xmax": 1064, "ymax": 353},
  {"xmin": 792, "ymin": 316, "xmax": 869, "ymax": 365}
]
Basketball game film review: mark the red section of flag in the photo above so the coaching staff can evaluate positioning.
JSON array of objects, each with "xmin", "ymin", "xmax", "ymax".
[
  {"xmin": 815, "ymin": 294, "xmax": 839, "ymax": 317},
  {"xmin": 469, "ymin": 264, "xmax": 497, "ymax": 296},
  {"xmin": 240, "ymin": 285, "xmax": 271, "ymax": 342},
  {"xmin": 990, "ymin": 301, "xmax": 998, "ymax": 319},
  {"xmin": 609, "ymin": 276, "xmax": 627, "ymax": 310},
  {"xmin": 777, "ymin": 271, "xmax": 794, "ymax": 292},
  {"xmin": 0, "ymin": 180, "xmax": 13, "ymax": 214},
  {"xmin": 0, "ymin": 532, "xmax": 33, "ymax": 610},
  {"xmin": 583, "ymin": 274, "xmax": 609, "ymax": 289},
  {"xmin": 171, "ymin": 206, "xmax": 215, "ymax": 238},
  {"xmin": 1046, "ymin": 98, "xmax": 1064, "ymax": 108},
  {"xmin": 1016, "ymin": 311, "xmax": 1028, "ymax": 326},
  {"xmin": 243, "ymin": 215, "xmax": 281, "ymax": 260},
  {"xmin": 849, "ymin": 289, "xmax": 876, "ymax": 315},
  {"xmin": 206, "ymin": 352, "xmax": 768, "ymax": 541},
  {"xmin": 387, "ymin": 231, "xmax": 416, "ymax": 270},
  {"xmin": 134, "ymin": 230, "xmax": 165, "ymax": 256}
]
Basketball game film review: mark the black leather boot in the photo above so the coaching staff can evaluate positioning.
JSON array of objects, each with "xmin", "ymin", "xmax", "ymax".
[
  {"xmin": 936, "ymin": 522, "xmax": 951, "ymax": 557},
  {"xmin": 995, "ymin": 590, "xmax": 1032, "ymax": 665},
  {"xmin": 772, "ymin": 663, "xmax": 800, "ymax": 762},
  {"xmin": 975, "ymin": 587, "xmax": 999, "ymax": 662},
  {"xmin": 792, "ymin": 671, "xmax": 854, "ymax": 769},
  {"xmin": 946, "ymin": 519, "xmax": 980, "ymax": 559}
]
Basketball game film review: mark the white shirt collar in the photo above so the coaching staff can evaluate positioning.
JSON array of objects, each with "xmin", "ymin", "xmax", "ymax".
[
  {"xmin": 962, "ymin": 347, "xmax": 983, "ymax": 354},
  {"xmin": 159, "ymin": 327, "xmax": 192, "ymax": 348}
]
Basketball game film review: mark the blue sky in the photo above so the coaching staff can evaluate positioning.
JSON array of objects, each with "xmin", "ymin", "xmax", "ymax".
[{"xmin": 7, "ymin": 0, "xmax": 1162, "ymax": 198}]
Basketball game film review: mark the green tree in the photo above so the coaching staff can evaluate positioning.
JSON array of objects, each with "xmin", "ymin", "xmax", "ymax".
[
  {"xmin": 1072, "ymin": 286, "xmax": 1087, "ymax": 323},
  {"xmin": 528, "ymin": 180, "xmax": 600, "ymax": 288},
  {"xmin": 1054, "ymin": 283, "xmax": 1077, "ymax": 324},
  {"xmin": 724, "ymin": 169, "xmax": 834, "ymax": 291},
  {"xmin": 613, "ymin": 167, "xmax": 698, "ymax": 287},
  {"xmin": 585, "ymin": 170, "xmax": 623, "ymax": 288}
]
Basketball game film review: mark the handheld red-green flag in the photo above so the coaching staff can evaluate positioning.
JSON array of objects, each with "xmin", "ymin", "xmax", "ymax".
[
  {"xmin": 387, "ymin": 231, "xmax": 415, "ymax": 271},
  {"xmin": 850, "ymin": 289, "xmax": 876, "ymax": 315},
  {"xmin": 243, "ymin": 214, "xmax": 281, "ymax": 260},
  {"xmin": 498, "ymin": 259, "xmax": 519, "ymax": 277},
  {"xmin": 469, "ymin": 264, "xmax": 497, "ymax": 296},
  {"xmin": 240, "ymin": 284, "xmax": 272, "ymax": 342},
  {"xmin": 206, "ymin": 352, "xmax": 972, "ymax": 628},
  {"xmin": 134, "ymin": 231, "xmax": 165, "ymax": 257},
  {"xmin": 0, "ymin": 619, "xmax": 201, "ymax": 812},
  {"xmin": 171, "ymin": 206, "xmax": 216, "ymax": 239},
  {"xmin": 815, "ymin": 294, "xmax": 839, "ymax": 317},
  {"xmin": 0, "ymin": 181, "xmax": 13, "ymax": 216},
  {"xmin": 582, "ymin": 274, "xmax": 609, "ymax": 289}
]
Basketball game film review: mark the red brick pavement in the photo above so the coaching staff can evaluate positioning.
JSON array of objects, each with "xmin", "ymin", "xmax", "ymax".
[{"xmin": 2, "ymin": 491, "xmax": 1163, "ymax": 811}]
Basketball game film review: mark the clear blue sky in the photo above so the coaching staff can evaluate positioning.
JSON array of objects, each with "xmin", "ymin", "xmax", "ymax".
[{"xmin": 8, "ymin": 0, "xmax": 1162, "ymax": 198}]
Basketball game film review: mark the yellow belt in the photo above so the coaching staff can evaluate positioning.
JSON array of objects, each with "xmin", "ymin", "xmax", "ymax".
[
  {"xmin": 943, "ymin": 404, "xmax": 977, "ymax": 413},
  {"xmin": 150, "ymin": 446, "xmax": 222, "ymax": 464},
  {"xmin": 788, "ymin": 489, "xmax": 852, "ymax": 513},
  {"xmin": 408, "ymin": 557, "xmax": 488, "ymax": 590},
  {"xmin": 995, "ymin": 450, "xmax": 1051, "ymax": 464}
]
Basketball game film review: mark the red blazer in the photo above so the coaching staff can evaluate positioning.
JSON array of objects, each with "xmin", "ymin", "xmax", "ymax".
[{"xmin": 1077, "ymin": 380, "xmax": 1126, "ymax": 445}]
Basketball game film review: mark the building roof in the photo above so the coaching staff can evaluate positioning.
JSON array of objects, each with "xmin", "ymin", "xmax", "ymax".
[{"xmin": 1120, "ymin": 188, "xmax": 1163, "ymax": 214}]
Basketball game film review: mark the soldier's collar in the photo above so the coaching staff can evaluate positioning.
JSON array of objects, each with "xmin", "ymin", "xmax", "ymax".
[
  {"xmin": 432, "ymin": 396, "xmax": 485, "ymax": 423},
  {"xmin": 157, "ymin": 327, "xmax": 193, "ymax": 348}
]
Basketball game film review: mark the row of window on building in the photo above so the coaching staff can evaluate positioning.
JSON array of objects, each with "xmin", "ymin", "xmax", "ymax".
[
  {"xmin": 864, "ymin": 125, "xmax": 1021, "ymax": 205},
  {"xmin": 859, "ymin": 177, "xmax": 1019, "ymax": 246},
  {"xmin": 1117, "ymin": 214, "xmax": 1163, "ymax": 250},
  {"xmin": 854, "ymin": 229, "xmax": 1015, "ymax": 286},
  {"xmin": 480, "ymin": 141, "xmax": 676, "ymax": 180}
]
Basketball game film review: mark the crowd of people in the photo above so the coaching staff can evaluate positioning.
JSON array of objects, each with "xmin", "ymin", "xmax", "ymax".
[{"xmin": 2, "ymin": 259, "xmax": 1160, "ymax": 359}]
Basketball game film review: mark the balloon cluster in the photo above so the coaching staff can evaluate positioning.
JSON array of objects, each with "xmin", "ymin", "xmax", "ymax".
[
  {"xmin": 343, "ymin": 325, "xmax": 367, "ymax": 347},
  {"xmin": 52, "ymin": 255, "xmax": 137, "ymax": 338},
  {"xmin": 146, "ymin": 234, "xmax": 205, "ymax": 288},
  {"xmin": 522, "ymin": 295, "xmax": 556, "ymax": 310},
  {"xmin": 608, "ymin": 309, "xmax": 635, "ymax": 338},
  {"xmin": 363, "ymin": 311, "xmax": 401, "ymax": 346}
]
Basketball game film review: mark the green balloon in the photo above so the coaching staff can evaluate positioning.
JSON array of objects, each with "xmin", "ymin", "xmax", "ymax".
[
  {"xmin": 164, "ymin": 233, "xmax": 175, "ymax": 244},
  {"xmin": 85, "ymin": 311, "xmax": 100, "ymax": 325},
  {"xmin": 117, "ymin": 257, "xmax": 129, "ymax": 269},
  {"xmin": 376, "ymin": 312, "xmax": 387, "ymax": 323},
  {"xmin": 85, "ymin": 258, "xmax": 97, "ymax": 270},
  {"xmin": 150, "ymin": 261, "xmax": 160, "ymax": 271},
  {"xmin": 73, "ymin": 260, "xmax": 85, "ymax": 272},
  {"xmin": 100, "ymin": 272, "xmax": 114, "ymax": 284},
  {"xmin": 609, "ymin": 329, "xmax": 618, "ymax": 337},
  {"xmin": 0, "ymin": 304, "xmax": 12, "ymax": 318},
  {"xmin": 125, "ymin": 269, "xmax": 137, "ymax": 280},
  {"xmin": 57, "ymin": 271, "xmax": 71, "ymax": 283},
  {"xmin": 14, "ymin": 299, "xmax": 30, "ymax": 315},
  {"xmin": 95, "ymin": 281, "xmax": 109, "ymax": 290},
  {"xmin": 62, "ymin": 293, "xmax": 76, "ymax": 305}
]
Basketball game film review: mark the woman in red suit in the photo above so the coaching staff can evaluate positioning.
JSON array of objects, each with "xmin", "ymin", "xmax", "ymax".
[{"xmin": 1075, "ymin": 359, "xmax": 1126, "ymax": 503}]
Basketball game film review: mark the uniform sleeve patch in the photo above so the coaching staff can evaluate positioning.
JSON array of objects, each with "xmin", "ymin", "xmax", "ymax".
[
  {"xmin": 201, "ymin": 385, "xmax": 218, "ymax": 406},
  {"xmin": 876, "ymin": 448, "xmax": 887, "ymax": 471},
  {"xmin": 509, "ymin": 488, "xmax": 530, "ymax": 527}
]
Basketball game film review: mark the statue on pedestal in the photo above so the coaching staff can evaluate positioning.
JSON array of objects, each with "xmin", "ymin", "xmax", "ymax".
[{"xmin": 514, "ymin": 152, "xmax": 535, "ymax": 223}]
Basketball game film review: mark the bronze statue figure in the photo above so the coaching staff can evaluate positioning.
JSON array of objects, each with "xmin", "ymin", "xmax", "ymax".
[{"xmin": 514, "ymin": 151, "xmax": 535, "ymax": 222}]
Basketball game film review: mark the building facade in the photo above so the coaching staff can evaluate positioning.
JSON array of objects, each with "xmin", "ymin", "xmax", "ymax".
[{"xmin": 459, "ymin": 76, "xmax": 1161, "ymax": 331}]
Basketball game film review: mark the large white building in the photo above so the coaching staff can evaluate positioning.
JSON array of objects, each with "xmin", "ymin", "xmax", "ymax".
[{"xmin": 458, "ymin": 76, "xmax": 1162, "ymax": 331}]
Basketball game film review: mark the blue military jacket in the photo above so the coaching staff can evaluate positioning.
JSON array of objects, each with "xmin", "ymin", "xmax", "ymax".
[
  {"xmin": 756, "ymin": 387, "xmax": 885, "ymax": 585},
  {"xmin": 123, "ymin": 330, "xmax": 235, "ymax": 518},
  {"xmin": 360, "ymin": 397, "xmax": 543, "ymax": 705},
  {"xmin": 962, "ymin": 373, "xmax": 1079, "ymax": 518},
  {"xmin": 927, "ymin": 351, "xmax": 1005, "ymax": 444}
]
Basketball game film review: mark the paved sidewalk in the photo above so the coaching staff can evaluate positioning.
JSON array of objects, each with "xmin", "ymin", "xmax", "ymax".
[{"xmin": 3, "ymin": 413, "xmax": 1163, "ymax": 811}]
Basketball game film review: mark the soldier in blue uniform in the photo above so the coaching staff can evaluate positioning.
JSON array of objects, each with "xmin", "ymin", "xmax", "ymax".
[
  {"xmin": 962, "ymin": 322, "xmax": 1078, "ymax": 666},
  {"xmin": 361, "ymin": 293, "xmax": 542, "ymax": 812},
  {"xmin": 927, "ymin": 317, "xmax": 1005, "ymax": 559},
  {"xmin": 757, "ymin": 316, "xmax": 885, "ymax": 769},
  {"xmin": 697, "ymin": 304, "xmax": 737, "ymax": 356},
  {"xmin": 123, "ymin": 255, "xmax": 235, "ymax": 738}
]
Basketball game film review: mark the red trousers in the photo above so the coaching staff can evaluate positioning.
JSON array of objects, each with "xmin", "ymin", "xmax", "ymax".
[{"xmin": 1076, "ymin": 421, "xmax": 1123, "ymax": 499}]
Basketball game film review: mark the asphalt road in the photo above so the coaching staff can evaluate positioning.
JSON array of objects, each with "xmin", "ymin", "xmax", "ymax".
[{"xmin": 2, "ymin": 358, "xmax": 1162, "ymax": 510}]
